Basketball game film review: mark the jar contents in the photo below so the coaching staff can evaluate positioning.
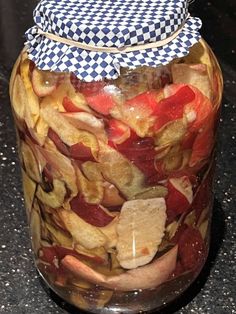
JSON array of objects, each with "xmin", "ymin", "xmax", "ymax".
[{"xmin": 10, "ymin": 39, "xmax": 222, "ymax": 313}]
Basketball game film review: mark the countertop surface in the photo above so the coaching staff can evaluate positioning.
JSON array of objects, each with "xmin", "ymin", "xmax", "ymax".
[{"xmin": 0, "ymin": 0, "xmax": 235, "ymax": 313}]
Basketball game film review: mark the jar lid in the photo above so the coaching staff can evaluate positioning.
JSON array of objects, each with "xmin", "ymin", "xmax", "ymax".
[{"xmin": 25, "ymin": 0, "xmax": 202, "ymax": 82}]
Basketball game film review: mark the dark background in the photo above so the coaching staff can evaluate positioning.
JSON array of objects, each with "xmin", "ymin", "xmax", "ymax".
[{"xmin": 0, "ymin": 0, "xmax": 235, "ymax": 313}]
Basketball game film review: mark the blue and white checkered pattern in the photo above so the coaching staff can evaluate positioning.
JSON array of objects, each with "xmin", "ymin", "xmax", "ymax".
[{"xmin": 25, "ymin": 0, "xmax": 202, "ymax": 82}]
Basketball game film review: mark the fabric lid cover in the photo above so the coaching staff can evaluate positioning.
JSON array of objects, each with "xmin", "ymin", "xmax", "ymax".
[{"xmin": 25, "ymin": 0, "xmax": 202, "ymax": 82}]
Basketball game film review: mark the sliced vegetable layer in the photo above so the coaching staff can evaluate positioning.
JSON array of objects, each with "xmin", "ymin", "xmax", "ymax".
[{"xmin": 10, "ymin": 40, "xmax": 222, "ymax": 309}]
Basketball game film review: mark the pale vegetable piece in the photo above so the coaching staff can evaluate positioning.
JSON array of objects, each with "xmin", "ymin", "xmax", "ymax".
[
  {"xmin": 81, "ymin": 162, "xmax": 126, "ymax": 206},
  {"xmin": 70, "ymin": 277, "xmax": 92, "ymax": 290},
  {"xmin": 95, "ymin": 260, "xmax": 124, "ymax": 277},
  {"xmin": 99, "ymin": 216, "xmax": 119, "ymax": 249},
  {"xmin": 34, "ymin": 115, "xmax": 49, "ymax": 146},
  {"xmin": 30, "ymin": 201, "xmax": 42, "ymax": 253},
  {"xmin": 36, "ymin": 179, "xmax": 66, "ymax": 208},
  {"xmin": 40, "ymin": 220, "xmax": 52, "ymax": 242},
  {"xmin": 155, "ymin": 119, "xmax": 187, "ymax": 147},
  {"xmin": 20, "ymin": 49, "xmax": 29, "ymax": 64},
  {"xmin": 51, "ymin": 210, "xmax": 68, "ymax": 230},
  {"xmin": 180, "ymin": 149, "xmax": 191, "ymax": 169},
  {"xmin": 34, "ymin": 141, "xmax": 54, "ymax": 171},
  {"xmin": 32, "ymin": 68, "xmax": 58, "ymax": 97},
  {"xmin": 40, "ymin": 94, "xmax": 61, "ymax": 111},
  {"xmin": 110, "ymin": 252, "xmax": 122, "ymax": 270},
  {"xmin": 36, "ymin": 145, "xmax": 77, "ymax": 198},
  {"xmin": 110, "ymin": 101, "xmax": 156, "ymax": 138},
  {"xmin": 68, "ymin": 289, "xmax": 113, "ymax": 311},
  {"xmin": 184, "ymin": 40, "xmax": 211, "ymax": 64},
  {"xmin": 102, "ymin": 182, "xmax": 125, "ymax": 207},
  {"xmin": 197, "ymin": 206, "xmax": 210, "ymax": 227},
  {"xmin": 74, "ymin": 245, "xmax": 108, "ymax": 266},
  {"xmin": 11, "ymin": 74, "xmax": 26, "ymax": 119},
  {"xmin": 63, "ymin": 112, "xmax": 108, "ymax": 142},
  {"xmin": 171, "ymin": 63, "xmax": 212, "ymax": 100},
  {"xmin": 22, "ymin": 169, "xmax": 36, "ymax": 219},
  {"xmin": 45, "ymin": 222, "xmax": 73, "ymax": 247},
  {"xmin": 198, "ymin": 220, "xmax": 209, "ymax": 239},
  {"xmin": 40, "ymin": 239, "xmax": 52, "ymax": 248},
  {"xmin": 178, "ymin": 39, "xmax": 223, "ymax": 108},
  {"xmin": 116, "ymin": 198, "xmax": 167, "ymax": 269},
  {"xmin": 162, "ymin": 145, "xmax": 183, "ymax": 172},
  {"xmin": 21, "ymin": 141, "xmax": 41, "ymax": 182},
  {"xmin": 181, "ymin": 39, "xmax": 213, "ymax": 81},
  {"xmin": 81, "ymin": 161, "xmax": 104, "ymax": 181},
  {"xmin": 165, "ymin": 210, "xmax": 185, "ymax": 241},
  {"xmin": 27, "ymin": 127, "xmax": 46, "ymax": 147},
  {"xmin": 184, "ymin": 210, "xmax": 196, "ymax": 227},
  {"xmin": 166, "ymin": 220, "xmax": 180, "ymax": 240},
  {"xmin": 62, "ymin": 245, "xmax": 178, "ymax": 291},
  {"xmin": 98, "ymin": 141, "xmax": 145, "ymax": 200},
  {"xmin": 133, "ymin": 185, "xmax": 168, "ymax": 200},
  {"xmin": 155, "ymin": 145, "xmax": 171, "ymax": 160},
  {"xmin": 59, "ymin": 210, "xmax": 107, "ymax": 249},
  {"xmin": 49, "ymin": 82, "xmax": 70, "ymax": 111},
  {"xmin": 63, "ymin": 78, "xmax": 90, "ymax": 111},
  {"xmin": 164, "ymin": 152, "xmax": 183, "ymax": 172},
  {"xmin": 9, "ymin": 53, "xmax": 21, "ymax": 101},
  {"xmin": 75, "ymin": 165, "xmax": 104, "ymax": 204},
  {"xmin": 96, "ymin": 290, "xmax": 114, "ymax": 309},
  {"xmin": 40, "ymin": 105, "xmax": 98, "ymax": 157},
  {"xmin": 50, "ymin": 76, "xmax": 90, "ymax": 112},
  {"xmin": 69, "ymin": 292, "xmax": 89, "ymax": 311},
  {"xmin": 20, "ymin": 59, "xmax": 40, "ymax": 128}
]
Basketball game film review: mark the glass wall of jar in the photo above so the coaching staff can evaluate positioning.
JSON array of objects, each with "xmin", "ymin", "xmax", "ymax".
[{"xmin": 9, "ymin": 39, "xmax": 223, "ymax": 313}]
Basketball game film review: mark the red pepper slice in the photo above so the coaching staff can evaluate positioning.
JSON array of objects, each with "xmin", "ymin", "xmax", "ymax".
[
  {"xmin": 69, "ymin": 142, "xmax": 95, "ymax": 161},
  {"xmin": 48, "ymin": 128, "xmax": 70, "ymax": 157},
  {"xmin": 137, "ymin": 160, "xmax": 167, "ymax": 186},
  {"xmin": 48, "ymin": 128, "xmax": 94, "ymax": 161},
  {"xmin": 70, "ymin": 195, "xmax": 115, "ymax": 227},
  {"xmin": 115, "ymin": 134, "xmax": 161, "ymax": 181},
  {"xmin": 181, "ymin": 131, "xmax": 197, "ymax": 150},
  {"xmin": 126, "ymin": 91, "xmax": 159, "ymax": 113},
  {"xmin": 107, "ymin": 119, "xmax": 130, "ymax": 144},
  {"xmin": 86, "ymin": 93, "xmax": 115, "ymax": 115},
  {"xmin": 29, "ymin": 60, "xmax": 35, "ymax": 74},
  {"xmin": 40, "ymin": 246, "xmax": 81, "ymax": 263},
  {"xmin": 117, "ymin": 137, "xmax": 156, "ymax": 162},
  {"xmin": 153, "ymin": 85, "xmax": 195, "ymax": 130},
  {"xmin": 166, "ymin": 176, "xmax": 193, "ymax": 220},
  {"xmin": 114, "ymin": 130, "xmax": 139, "ymax": 150},
  {"xmin": 62, "ymin": 96, "xmax": 85, "ymax": 112}
]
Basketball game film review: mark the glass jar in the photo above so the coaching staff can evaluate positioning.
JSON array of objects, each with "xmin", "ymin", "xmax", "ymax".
[{"xmin": 9, "ymin": 38, "xmax": 223, "ymax": 313}]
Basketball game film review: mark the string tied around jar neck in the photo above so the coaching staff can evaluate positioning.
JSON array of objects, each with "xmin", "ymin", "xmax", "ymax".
[{"xmin": 36, "ymin": 14, "xmax": 190, "ymax": 54}]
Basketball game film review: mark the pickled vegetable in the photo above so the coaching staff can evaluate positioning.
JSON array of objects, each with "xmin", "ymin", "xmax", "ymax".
[{"xmin": 10, "ymin": 39, "xmax": 223, "ymax": 312}]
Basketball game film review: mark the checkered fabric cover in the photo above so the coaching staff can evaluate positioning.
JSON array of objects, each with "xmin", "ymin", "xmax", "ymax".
[{"xmin": 25, "ymin": 0, "xmax": 202, "ymax": 82}]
